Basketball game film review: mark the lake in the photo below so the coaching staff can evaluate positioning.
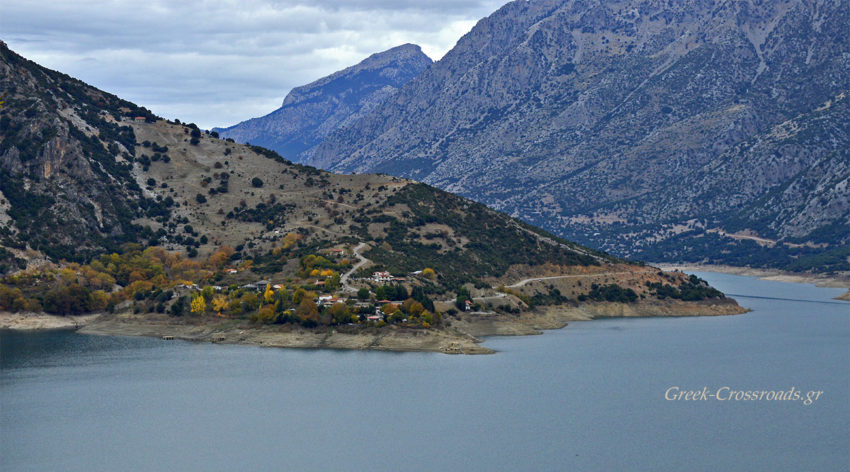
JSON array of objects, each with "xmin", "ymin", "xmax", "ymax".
[{"xmin": 2, "ymin": 273, "xmax": 848, "ymax": 471}]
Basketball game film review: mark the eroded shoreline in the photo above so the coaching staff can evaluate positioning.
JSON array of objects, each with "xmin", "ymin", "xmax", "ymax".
[
  {"xmin": 3, "ymin": 298, "xmax": 746, "ymax": 355},
  {"xmin": 657, "ymin": 263, "xmax": 850, "ymax": 289}
]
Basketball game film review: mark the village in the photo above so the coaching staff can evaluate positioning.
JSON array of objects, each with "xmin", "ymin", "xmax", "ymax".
[{"xmin": 168, "ymin": 245, "xmax": 452, "ymax": 329}]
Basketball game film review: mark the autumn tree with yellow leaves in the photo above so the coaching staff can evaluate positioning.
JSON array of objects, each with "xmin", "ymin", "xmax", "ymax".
[{"xmin": 190, "ymin": 295, "xmax": 206, "ymax": 314}]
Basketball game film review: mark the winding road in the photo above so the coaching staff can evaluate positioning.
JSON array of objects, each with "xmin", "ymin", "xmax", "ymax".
[{"xmin": 340, "ymin": 242, "xmax": 369, "ymax": 293}]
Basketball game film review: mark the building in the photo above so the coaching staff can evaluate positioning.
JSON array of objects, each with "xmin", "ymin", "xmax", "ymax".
[{"xmin": 372, "ymin": 271, "xmax": 392, "ymax": 283}]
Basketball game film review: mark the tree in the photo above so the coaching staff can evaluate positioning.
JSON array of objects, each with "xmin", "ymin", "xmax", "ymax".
[
  {"xmin": 422, "ymin": 268, "xmax": 436, "ymax": 279},
  {"xmin": 190, "ymin": 294, "xmax": 206, "ymax": 314},
  {"xmin": 381, "ymin": 303, "xmax": 398, "ymax": 315},
  {"xmin": 455, "ymin": 286, "xmax": 471, "ymax": 310},
  {"xmin": 254, "ymin": 305, "xmax": 275, "ymax": 323},
  {"xmin": 207, "ymin": 246, "xmax": 235, "ymax": 269},
  {"xmin": 263, "ymin": 283, "xmax": 274, "ymax": 304},
  {"xmin": 211, "ymin": 294, "xmax": 228, "ymax": 317},
  {"xmin": 0, "ymin": 285, "xmax": 28, "ymax": 312},
  {"xmin": 43, "ymin": 284, "xmax": 92, "ymax": 315},
  {"xmin": 329, "ymin": 302, "xmax": 351, "ymax": 324},
  {"xmin": 411, "ymin": 286, "xmax": 435, "ymax": 312},
  {"xmin": 357, "ymin": 287, "xmax": 370, "ymax": 300},
  {"xmin": 201, "ymin": 285, "xmax": 215, "ymax": 301},
  {"xmin": 90, "ymin": 290, "xmax": 110, "ymax": 311},
  {"xmin": 240, "ymin": 292, "xmax": 260, "ymax": 312},
  {"xmin": 274, "ymin": 286, "xmax": 289, "ymax": 306},
  {"xmin": 170, "ymin": 296, "xmax": 188, "ymax": 316},
  {"xmin": 292, "ymin": 287, "xmax": 308, "ymax": 304},
  {"xmin": 282, "ymin": 232, "xmax": 299, "ymax": 249},
  {"xmin": 325, "ymin": 273, "xmax": 340, "ymax": 290},
  {"xmin": 401, "ymin": 298, "xmax": 425, "ymax": 316},
  {"xmin": 251, "ymin": 177, "xmax": 264, "ymax": 188},
  {"xmin": 392, "ymin": 284, "xmax": 408, "ymax": 301},
  {"xmin": 295, "ymin": 297, "xmax": 319, "ymax": 322}
]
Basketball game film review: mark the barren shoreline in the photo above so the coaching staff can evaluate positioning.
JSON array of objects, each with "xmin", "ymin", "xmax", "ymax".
[
  {"xmin": 0, "ymin": 312, "xmax": 101, "ymax": 331},
  {"xmin": 657, "ymin": 263, "xmax": 850, "ymax": 289},
  {"xmin": 3, "ymin": 297, "xmax": 746, "ymax": 354}
]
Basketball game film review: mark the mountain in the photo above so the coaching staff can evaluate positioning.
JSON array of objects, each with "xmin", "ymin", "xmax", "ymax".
[
  {"xmin": 0, "ymin": 41, "xmax": 744, "ymax": 352},
  {"xmin": 213, "ymin": 44, "xmax": 432, "ymax": 162},
  {"xmin": 0, "ymin": 40, "xmax": 160, "ymax": 266},
  {"xmin": 0, "ymin": 40, "xmax": 605, "ymax": 288},
  {"xmin": 311, "ymin": 0, "xmax": 850, "ymax": 273}
]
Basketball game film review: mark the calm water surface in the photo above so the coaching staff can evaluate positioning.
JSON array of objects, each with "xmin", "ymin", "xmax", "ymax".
[{"xmin": 2, "ymin": 273, "xmax": 848, "ymax": 471}]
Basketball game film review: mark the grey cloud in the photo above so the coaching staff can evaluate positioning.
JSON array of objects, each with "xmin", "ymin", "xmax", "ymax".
[{"xmin": 1, "ymin": 1, "xmax": 505, "ymax": 128}]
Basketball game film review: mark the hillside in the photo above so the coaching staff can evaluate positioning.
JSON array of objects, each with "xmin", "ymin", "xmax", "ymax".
[
  {"xmin": 0, "ymin": 42, "xmax": 743, "ymax": 353},
  {"xmin": 213, "ymin": 44, "xmax": 432, "ymax": 162},
  {"xmin": 310, "ymin": 0, "xmax": 850, "ymax": 273},
  {"xmin": 0, "ymin": 37, "xmax": 603, "ymax": 283}
]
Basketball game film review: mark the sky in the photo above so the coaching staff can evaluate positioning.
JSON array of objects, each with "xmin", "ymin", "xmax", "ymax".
[{"xmin": 1, "ymin": 0, "xmax": 506, "ymax": 130}]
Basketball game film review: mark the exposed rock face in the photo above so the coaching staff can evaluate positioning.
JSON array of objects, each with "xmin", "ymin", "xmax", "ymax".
[
  {"xmin": 311, "ymin": 0, "xmax": 850, "ymax": 271},
  {"xmin": 214, "ymin": 44, "xmax": 432, "ymax": 162},
  {"xmin": 0, "ymin": 42, "xmax": 156, "ymax": 265}
]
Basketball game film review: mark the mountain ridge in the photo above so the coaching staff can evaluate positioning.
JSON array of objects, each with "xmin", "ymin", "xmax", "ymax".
[
  {"xmin": 213, "ymin": 43, "xmax": 432, "ymax": 161},
  {"xmin": 309, "ymin": 0, "xmax": 850, "ymax": 273}
]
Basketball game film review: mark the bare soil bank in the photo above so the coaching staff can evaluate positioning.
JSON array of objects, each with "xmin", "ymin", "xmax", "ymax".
[
  {"xmin": 0, "ymin": 312, "xmax": 101, "ymax": 331},
  {"xmin": 451, "ymin": 298, "xmax": 747, "ymax": 337},
  {"xmin": 78, "ymin": 313, "xmax": 492, "ymax": 355},
  {"xmin": 70, "ymin": 298, "xmax": 745, "ymax": 354},
  {"xmin": 657, "ymin": 263, "xmax": 850, "ymax": 289}
]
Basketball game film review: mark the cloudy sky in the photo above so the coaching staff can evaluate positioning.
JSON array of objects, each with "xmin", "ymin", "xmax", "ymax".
[{"xmin": 1, "ymin": 0, "xmax": 506, "ymax": 129}]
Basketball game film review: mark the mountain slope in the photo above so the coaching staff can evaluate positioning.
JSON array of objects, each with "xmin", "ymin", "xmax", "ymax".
[
  {"xmin": 0, "ymin": 40, "xmax": 159, "ymax": 265},
  {"xmin": 0, "ymin": 40, "xmax": 605, "ymax": 288},
  {"xmin": 0, "ymin": 41, "xmax": 743, "ymax": 351},
  {"xmin": 310, "ymin": 0, "xmax": 850, "ymax": 272},
  {"xmin": 213, "ymin": 44, "xmax": 432, "ymax": 162}
]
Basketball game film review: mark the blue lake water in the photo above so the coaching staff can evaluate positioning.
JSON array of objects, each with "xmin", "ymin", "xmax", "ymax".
[{"xmin": 2, "ymin": 273, "xmax": 848, "ymax": 471}]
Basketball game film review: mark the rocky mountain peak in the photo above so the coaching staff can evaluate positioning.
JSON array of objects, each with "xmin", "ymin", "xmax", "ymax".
[{"xmin": 214, "ymin": 43, "xmax": 431, "ymax": 161}]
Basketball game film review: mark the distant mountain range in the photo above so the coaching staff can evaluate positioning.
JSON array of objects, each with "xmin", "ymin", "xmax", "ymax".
[
  {"xmin": 288, "ymin": 0, "xmax": 848, "ymax": 272},
  {"xmin": 213, "ymin": 44, "xmax": 432, "ymax": 161}
]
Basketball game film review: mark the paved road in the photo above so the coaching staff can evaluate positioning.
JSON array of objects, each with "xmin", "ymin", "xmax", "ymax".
[{"xmin": 340, "ymin": 242, "xmax": 369, "ymax": 292}]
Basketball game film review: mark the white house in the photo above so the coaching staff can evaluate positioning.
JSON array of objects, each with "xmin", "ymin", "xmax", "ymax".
[{"xmin": 372, "ymin": 271, "xmax": 392, "ymax": 283}]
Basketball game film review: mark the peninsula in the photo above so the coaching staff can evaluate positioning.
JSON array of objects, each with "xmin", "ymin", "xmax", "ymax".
[{"xmin": 0, "ymin": 42, "xmax": 744, "ymax": 353}]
